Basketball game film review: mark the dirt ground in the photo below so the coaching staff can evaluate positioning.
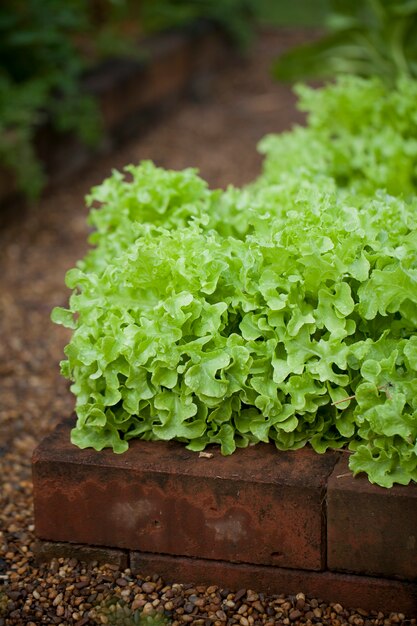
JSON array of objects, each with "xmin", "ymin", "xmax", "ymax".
[{"xmin": 0, "ymin": 29, "xmax": 411, "ymax": 625}]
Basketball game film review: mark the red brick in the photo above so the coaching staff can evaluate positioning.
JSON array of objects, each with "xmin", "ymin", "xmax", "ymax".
[
  {"xmin": 130, "ymin": 551, "xmax": 417, "ymax": 616},
  {"xmin": 32, "ymin": 418, "xmax": 338, "ymax": 570},
  {"xmin": 327, "ymin": 456, "xmax": 417, "ymax": 580},
  {"xmin": 34, "ymin": 540, "xmax": 128, "ymax": 569}
]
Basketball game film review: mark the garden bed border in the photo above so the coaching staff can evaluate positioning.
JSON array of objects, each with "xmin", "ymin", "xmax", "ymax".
[{"xmin": 32, "ymin": 419, "xmax": 417, "ymax": 616}]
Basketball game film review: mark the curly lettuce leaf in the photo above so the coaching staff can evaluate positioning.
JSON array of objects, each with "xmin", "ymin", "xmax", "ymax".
[{"xmin": 52, "ymin": 76, "xmax": 417, "ymax": 487}]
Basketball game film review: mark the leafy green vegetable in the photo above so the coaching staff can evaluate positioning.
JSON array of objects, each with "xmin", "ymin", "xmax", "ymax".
[
  {"xmin": 53, "ymin": 76, "xmax": 417, "ymax": 487},
  {"xmin": 258, "ymin": 75, "xmax": 417, "ymax": 197}
]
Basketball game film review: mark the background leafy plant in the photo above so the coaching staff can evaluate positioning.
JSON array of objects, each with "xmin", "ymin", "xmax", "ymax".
[
  {"xmin": 0, "ymin": 0, "xmax": 101, "ymax": 198},
  {"xmin": 140, "ymin": 0, "xmax": 259, "ymax": 49},
  {"xmin": 273, "ymin": 0, "xmax": 417, "ymax": 84},
  {"xmin": 53, "ymin": 75, "xmax": 417, "ymax": 488},
  {"xmin": 0, "ymin": 0, "xmax": 259, "ymax": 200}
]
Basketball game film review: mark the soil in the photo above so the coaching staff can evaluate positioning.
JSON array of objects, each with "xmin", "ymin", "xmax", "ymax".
[{"xmin": 0, "ymin": 29, "xmax": 412, "ymax": 625}]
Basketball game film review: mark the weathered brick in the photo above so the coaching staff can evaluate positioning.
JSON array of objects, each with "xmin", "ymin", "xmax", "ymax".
[
  {"xmin": 327, "ymin": 457, "xmax": 417, "ymax": 580},
  {"xmin": 34, "ymin": 540, "xmax": 129, "ymax": 568},
  {"xmin": 32, "ymin": 418, "xmax": 338, "ymax": 571},
  {"xmin": 130, "ymin": 551, "xmax": 417, "ymax": 616}
]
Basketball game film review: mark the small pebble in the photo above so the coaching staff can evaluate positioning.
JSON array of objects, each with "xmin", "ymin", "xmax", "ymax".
[
  {"xmin": 234, "ymin": 589, "xmax": 247, "ymax": 602},
  {"xmin": 252, "ymin": 600, "xmax": 264, "ymax": 613},
  {"xmin": 142, "ymin": 602, "xmax": 154, "ymax": 615},
  {"xmin": 246, "ymin": 590, "xmax": 258, "ymax": 602},
  {"xmin": 52, "ymin": 593, "xmax": 63, "ymax": 607}
]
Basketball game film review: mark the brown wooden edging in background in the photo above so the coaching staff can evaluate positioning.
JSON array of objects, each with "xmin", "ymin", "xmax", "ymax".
[
  {"xmin": 0, "ymin": 23, "xmax": 228, "ymax": 206},
  {"xmin": 32, "ymin": 419, "xmax": 417, "ymax": 616}
]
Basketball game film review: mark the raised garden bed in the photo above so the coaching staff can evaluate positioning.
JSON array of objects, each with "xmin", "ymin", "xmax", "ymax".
[{"xmin": 32, "ymin": 418, "xmax": 417, "ymax": 616}]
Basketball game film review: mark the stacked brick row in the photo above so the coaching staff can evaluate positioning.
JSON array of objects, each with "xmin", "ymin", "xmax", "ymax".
[{"xmin": 32, "ymin": 419, "xmax": 417, "ymax": 615}]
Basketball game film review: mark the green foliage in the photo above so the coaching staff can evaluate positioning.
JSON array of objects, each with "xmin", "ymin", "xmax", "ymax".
[
  {"xmin": 140, "ymin": 0, "xmax": 259, "ymax": 49},
  {"xmin": 0, "ymin": 0, "xmax": 101, "ymax": 198},
  {"xmin": 273, "ymin": 0, "xmax": 417, "ymax": 84},
  {"xmin": 255, "ymin": 0, "xmax": 330, "ymax": 28},
  {"xmin": 53, "ymin": 76, "xmax": 417, "ymax": 487},
  {"xmin": 93, "ymin": 594, "xmax": 171, "ymax": 625},
  {"xmin": 0, "ymin": 0, "xmax": 256, "ymax": 200}
]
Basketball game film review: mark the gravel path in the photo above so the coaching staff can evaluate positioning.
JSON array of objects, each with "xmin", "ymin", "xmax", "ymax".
[{"xmin": 0, "ymin": 29, "xmax": 414, "ymax": 625}]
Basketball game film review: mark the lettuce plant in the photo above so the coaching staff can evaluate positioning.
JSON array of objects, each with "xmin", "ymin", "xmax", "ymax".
[
  {"xmin": 53, "ymin": 76, "xmax": 417, "ymax": 487},
  {"xmin": 258, "ymin": 75, "xmax": 417, "ymax": 198}
]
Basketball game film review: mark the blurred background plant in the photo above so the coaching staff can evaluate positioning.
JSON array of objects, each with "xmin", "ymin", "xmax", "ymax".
[
  {"xmin": 273, "ymin": 0, "xmax": 417, "ymax": 84},
  {"xmin": 0, "ymin": 0, "xmax": 102, "ymax": 199},
  {"xmin": 0, "ymin": 0, "xmax": 334, "ymax": 201},
  {"xmin": 140, "ymin": 0, "xmax": 258, "ymax": 49},
  {"xmin": 0, "ymin": 0, "xmax": 107, "ymax": 197}
]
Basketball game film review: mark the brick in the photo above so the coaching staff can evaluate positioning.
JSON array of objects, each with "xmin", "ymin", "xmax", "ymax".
[
  {"xmin": 130, "ymin": 551, "xmax": 417, "ymax": 617},
  {"xmin": 327, "ymin": 456, "xmax": 417, "ymax": 580},
  {"xmin": 34, "ymin": 540, "xmax": 128, "ymax": 569},
  {"xmin": 32, "ymin": 418, "xmax": 338, "ymax": 571}
]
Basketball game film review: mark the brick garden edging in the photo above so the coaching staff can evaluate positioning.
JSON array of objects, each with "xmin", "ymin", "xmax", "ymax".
[{"xmin": 32, "ymin": 419, "xmax": 417, "ymax": 615}]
